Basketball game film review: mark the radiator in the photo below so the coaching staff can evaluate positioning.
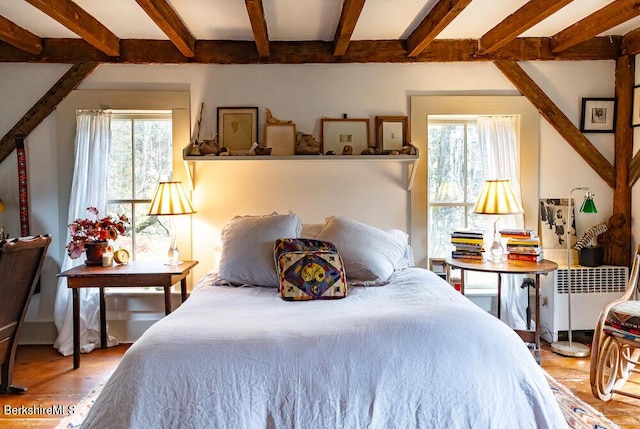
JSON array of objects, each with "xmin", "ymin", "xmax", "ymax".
[{"xmin": 539, "ymin": 265, "xmax": 628, "ymax": 343}]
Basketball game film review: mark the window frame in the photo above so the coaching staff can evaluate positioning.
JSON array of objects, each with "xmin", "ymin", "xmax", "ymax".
[
  {"xmin": 108, "ymin": 110, "xmax": 173, "ymax": 261},
  {"xmin": 427, "ymin": 117, "xmax": 477, "ymax": 228},
  {"xmin": 410, "ymin": 95, "xmax": 540, "ymax": 270}
]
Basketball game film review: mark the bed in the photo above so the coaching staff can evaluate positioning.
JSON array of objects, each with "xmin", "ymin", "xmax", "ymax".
[{"xmin": 81, "ymin": 214, "xmax": 565, "ymax": 428}]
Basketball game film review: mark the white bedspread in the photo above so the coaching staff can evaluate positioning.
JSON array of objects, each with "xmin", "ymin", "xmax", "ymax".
[{"xmin": 82, "ymin": 268, "xmax": 566, "ymax": 429}]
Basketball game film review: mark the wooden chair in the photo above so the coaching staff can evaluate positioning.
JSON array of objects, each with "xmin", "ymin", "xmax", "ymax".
[
  {"xmin": 590, "ymin": 245, "xmax": 640, "ymax": 401},
  {"xmin": 0, "ymin": 235, "xmax": 51, "ymax": 394}
]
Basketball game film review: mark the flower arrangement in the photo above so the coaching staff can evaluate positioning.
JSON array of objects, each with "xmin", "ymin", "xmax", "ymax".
[{"xmin": 66, "ymin": 207, "xmax": 129, "ymax": 259}]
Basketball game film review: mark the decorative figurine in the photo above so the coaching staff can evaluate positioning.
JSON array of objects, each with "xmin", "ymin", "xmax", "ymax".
[
  {"xmin": 598, "ymin": 213, "xmax": 627, "ymax": 266},
  {"xmin": 265, "ymin": 108, "xmax": 292, "ymax": 124},
  {"xmin": 199, "ymin": 137, "xmax": 219, "ymax": 155},
  {"xmin": 295, "ymin": 132, "xmax": 321, "ymax": 155}
]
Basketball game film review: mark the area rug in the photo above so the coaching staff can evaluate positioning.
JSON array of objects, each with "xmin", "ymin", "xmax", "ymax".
[
  {"xmin": 544, "ymin": 371, "xmax": 621, "ymax": 429},
  {"xmin": 56, "ymin": 374, "xmax": 619, "ymax": 428},
  {"xmin": 54, "ymin": 382, "xmax": 104, "ymax": 429}
]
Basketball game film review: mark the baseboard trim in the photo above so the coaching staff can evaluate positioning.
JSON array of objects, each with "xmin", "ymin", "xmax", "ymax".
[{"xmin": 19, "ymin": 321, "xmax": 58, "ymax": 345}]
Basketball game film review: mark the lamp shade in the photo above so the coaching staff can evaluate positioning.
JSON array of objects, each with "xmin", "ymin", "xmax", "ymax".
[
  {"xmin": 473, "ymin": 179, "xmax": 523, "ymax": 215},
  {"xmin": 435, "ymin": 180, "xmax": 463, "ymax": 202},
  {"xmin": 579, "ymin": 192, "xmax": 597, "ymax": 214},
  {"xmin": 0, "ymin": 199, "xmax": 4, "ymax": 213},
  {"xmin": 148, "ymin": 182, "xmax": 196, "ymax": 216}
]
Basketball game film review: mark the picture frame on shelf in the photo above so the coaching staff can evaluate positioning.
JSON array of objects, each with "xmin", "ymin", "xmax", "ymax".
[
  {"xmin": 264, "ymin": 123, "xmax": 296, "ymax": 156},
  {"xmin": 579, "ymin": 98, "xmax": 616, "ymax": 133},
  {"xmin": 217, "ymin": 107, "xmax": 258, "ymax": 154},
  {"xmin": 375, "ymin": 116, "xmax": 408, "ymax": 152},
  {"xmin": 321, "ymin": 118, "xmax": 370, "ymax": 155},
  {"xmin": 632, "ymin": 86, "xmax": 640, "ymax": 127}
]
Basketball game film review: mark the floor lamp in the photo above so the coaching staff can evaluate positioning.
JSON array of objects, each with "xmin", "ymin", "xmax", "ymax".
[
  {"xmin": 550, "ymin": 187, "xmax": 597, "ymax": 357},
  {"xmin": 148, "ymin": 181, "xmax": 196, "ymax": 265},
  {"xmin": 473, "ymin": 179, "xmax": 523, "ymax": 261}
]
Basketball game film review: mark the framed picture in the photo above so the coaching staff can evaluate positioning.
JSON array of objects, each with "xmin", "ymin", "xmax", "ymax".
[
  {"xmin": 580, "ymin": 98, "xmax": 616, "ymax": 133},
  {"xmin": 264, "ymin": 123, "xmax": 296, "ymax": 156},
  {"xmin": 217, "ymin": 107, "xmax": 258, "ymax": 154},
  {"xmin": 632, "ymin": 86, "xmax": 640, "ymax": 127},
  {"xmin": 321, "ymin": 118, "xmax": 370, "ymax": 155},
  {"xmin": 375, "ymin": 116, "xmax": 408, "ymax": 152},
  {"xmin": 539, "ymin": 198, "xmax": 575, "ymax": 249}
]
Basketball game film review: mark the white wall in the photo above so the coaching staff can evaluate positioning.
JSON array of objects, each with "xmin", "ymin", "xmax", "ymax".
[{"xmin": 0, "ymin": 59, "xmax": 629, "ymax": 344}]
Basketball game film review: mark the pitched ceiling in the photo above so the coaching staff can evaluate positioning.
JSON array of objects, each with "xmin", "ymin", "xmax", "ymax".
[{"xmin": 0, "ymin": 0, "xmax": 640, "ymax": 63}]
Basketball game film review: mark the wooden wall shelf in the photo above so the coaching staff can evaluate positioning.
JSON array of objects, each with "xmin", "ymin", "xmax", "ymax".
[{"xmin": 183, "ymin": 144, "xmax": 419, "ymax": 190}]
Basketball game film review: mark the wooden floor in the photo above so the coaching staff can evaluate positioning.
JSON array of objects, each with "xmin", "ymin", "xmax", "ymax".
[{"xmin": 0, "ymin": 342, "xmax": 638, "ymax": 428}]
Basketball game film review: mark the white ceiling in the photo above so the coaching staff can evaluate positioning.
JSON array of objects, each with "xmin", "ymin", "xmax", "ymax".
[{"xmin": 0, "ymin": 0, "xmax": 639, "ymax": 43}]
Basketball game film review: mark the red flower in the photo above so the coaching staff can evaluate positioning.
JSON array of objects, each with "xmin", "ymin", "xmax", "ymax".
[{"xmin": 66, "ymin": 207, "xmax": 130, "ymax": 259}]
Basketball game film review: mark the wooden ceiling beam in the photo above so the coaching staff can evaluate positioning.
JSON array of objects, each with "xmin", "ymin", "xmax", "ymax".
[
  {"xmin": 0, "ymin": 62, "xmax": 98, "ymax": 164},
  {"xmin": 24, "ymin": 0, "xmax": 119, "ymax": 57},
  {"xmin": 333, "ymin": 0, "xmax": 366, "ymax": 57},
  {"xmin": 551, "ymin": 0, "xmax": 640, "ymax": 53},
  {"xmin": 406, "ymin": 0, "xmax": 472, "ymax": 57},
  {"xmin": 614, "ymin": 55, "xmax": 634, "ymax": 267},
  {"xmin": 0, "ymin": 37, "xmax": 620, "ymax": 64},
  {"xmin": 621, "ymin": 27, "xmax": 640, "ymax": 55},
  {"xmin": 0, "ymin": 15, "xmax": 43, "ymax": 55},
  {"xmin": 244, "ymin": 0, "xmax": 269, "ymax": 58},
  {"xmin": 478, "ymin": 0, "xmax": 573, "ymax": 54},
  {"xmin": 494, "ymin": 60, "xmax": 615, "ymax": 188},
  {"xmin": 135, "ymin": 0, "xmax": 196, "ymax": 58}
]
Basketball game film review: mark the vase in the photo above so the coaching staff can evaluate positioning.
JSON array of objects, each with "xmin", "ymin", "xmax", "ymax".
[{"xmin": 84, "ymin": 241, "xmax": 109, "ymax": 266}]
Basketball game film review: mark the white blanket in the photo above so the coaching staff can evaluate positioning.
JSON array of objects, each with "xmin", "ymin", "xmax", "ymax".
[{"xmin": 82, "ymin": 268, "xmax": 566, "ymax": 428}]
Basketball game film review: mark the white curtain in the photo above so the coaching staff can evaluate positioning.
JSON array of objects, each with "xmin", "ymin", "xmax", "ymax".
[
  {"xmin": 477, "ymin": 116, "xmax": 530, "ymax": 330},
  {"xmin": 54, "ymin": 110, "xmax": 117, "ymax": 356}
]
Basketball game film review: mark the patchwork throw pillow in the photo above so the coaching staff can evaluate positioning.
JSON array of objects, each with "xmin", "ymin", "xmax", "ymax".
[
  {"xmin": 274, "ymin": 238, "xmax": 347, "ymax": 301},
  {"xmin": 217, "ymin": 213, "xmax": 302, "ymax": 287}
]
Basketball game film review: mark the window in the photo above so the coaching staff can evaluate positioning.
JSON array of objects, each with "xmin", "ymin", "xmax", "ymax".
[
  {"xmin": 428, "ymin": 115, "xmax": 521, "ymax": 290},
  {"xmin": 107, "ymin": 111, "xmax": 173, "ymax": 261},
  {"xmin": 427, "ymin": 117, "xmax": 485, "ymax": 259}
]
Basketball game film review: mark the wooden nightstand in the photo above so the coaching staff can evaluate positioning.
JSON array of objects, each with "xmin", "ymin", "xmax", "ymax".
[
  {"xmin": 58, "ymin": 260, "xmax": 198, "ymax": 369},
  {"xmin": 445, "ymin": 257, "xmax": 557, "ymax": 362}
]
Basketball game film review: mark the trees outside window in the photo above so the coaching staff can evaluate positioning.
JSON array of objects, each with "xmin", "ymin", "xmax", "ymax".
[
  {"xmin": 428, "ymin": 119, "xmax": 485, "ymax": 259},
  {"xmin": 107, "ymin": 111, "xmax": 173, "ymax": 261}
]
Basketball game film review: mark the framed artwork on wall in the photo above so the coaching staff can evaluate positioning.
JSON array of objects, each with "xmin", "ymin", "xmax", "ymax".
[
  {"xmin": 579, "ymin": 98, "xmax": 616, "ymax": 133},
  {"xmin": 539, "ymin": 198, "xmax": 575, "ymax": 250},
  {"xmin": 264, "ymin": 123, "xmax": 296, "ymax": 156},
  {"xmin": 375, "ymin": 116, "xmax": 408, "ymax": 152},
  {"xmin": 321, "ymin": 118, "xmax": 370, "ymax": 155},
  {"xmin": 217, "ymin": 107, "xmax": 258, "ymax": 154}
]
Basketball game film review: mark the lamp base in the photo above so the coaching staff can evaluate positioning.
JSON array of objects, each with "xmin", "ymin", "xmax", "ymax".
[
  {"xmin": 550, "ymin": 340, "xmax": 590, "ymax": 357},
  {"xmin": 487, "ymin": 240, "xmax": 506, "ymax": 262}
]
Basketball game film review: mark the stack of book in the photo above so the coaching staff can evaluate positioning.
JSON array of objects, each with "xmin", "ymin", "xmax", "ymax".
[
  {"xmin": 501, "ymin": 229, "xmax": 543, "ymax": 262},
  {"xmin": 450, "ymin": 230, "xmax": 484, "ymax": 259}
]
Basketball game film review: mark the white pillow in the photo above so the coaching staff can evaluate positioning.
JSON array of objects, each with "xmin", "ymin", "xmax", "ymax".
[
  {"xmin": 386, "ymin": 228, "xmax": 415, "ymax": 268},
  {"xmin": 218, "ymin": 213, "xmax": 302, "ymax": 287},
  {"xmin": 315, "ymin": 216, "xmax": 407, "ymax": 285},
  {"xmin": 301, "ymin": 223, "xmax": 325, "ymax": 238}
]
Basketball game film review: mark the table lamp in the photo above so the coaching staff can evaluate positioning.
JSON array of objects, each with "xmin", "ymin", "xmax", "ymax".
[
  {"xmin": 472, "ymin": 179, "xmax": 523, "ymax": 261},
  {"xmin": 550, "ymin": 187, "xmax": 597, "ymax": 358},
  {"xmin": 148, "ymin": 181, "xmax": 195, "ymax": 265}
]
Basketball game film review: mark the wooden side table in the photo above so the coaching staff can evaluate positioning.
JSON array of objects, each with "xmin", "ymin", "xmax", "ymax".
[
  {"xmin": 58, "ymin": 260, "xmax": 198, "ymax": 369},
  {"xmin": 444, "ymin": 257, "xmax": 558, "ymax": 362}
]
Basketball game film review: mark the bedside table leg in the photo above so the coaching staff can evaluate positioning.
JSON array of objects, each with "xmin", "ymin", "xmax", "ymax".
[
  {"xmin": 99, "ymin": 287, "xmax": 107, "ymax": 348},
  {"xmin": 181, "ymin": 278, "xmax": 187, "ymax": 302},
  {"xmin": 73, "ymin": 289, "xmax": 80, "ymax": 369},
  {"xmin": 164, "ymin": 286, "xmax": 172, "ymax": 315}
]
